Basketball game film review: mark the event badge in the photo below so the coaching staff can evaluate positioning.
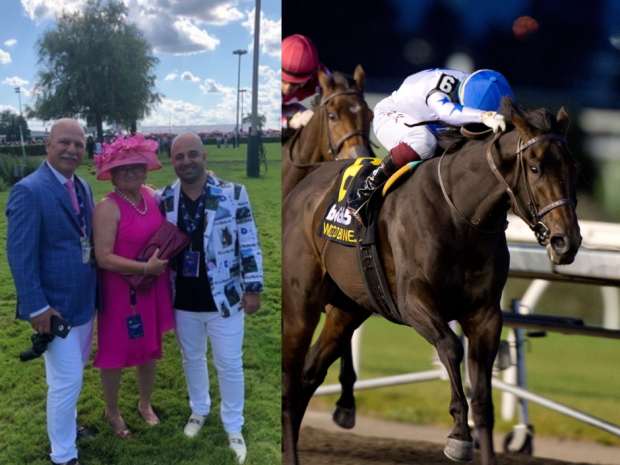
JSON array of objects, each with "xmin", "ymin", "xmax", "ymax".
[
  {"xmin": 80, "ymin": 236, "xmax": 92, "ymax": 264},
  {"xmin": 126, "ymin": 314, "xmax": 144, "ymax": 339},
  {"xmin": 182, "ymin": 250, "xmax": 201, "ymax": 278}
]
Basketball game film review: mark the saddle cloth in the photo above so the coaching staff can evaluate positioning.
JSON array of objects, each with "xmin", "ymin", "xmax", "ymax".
[{"xmin": 318, "ymin": 158, "xmax": 423, "ymax": 246}]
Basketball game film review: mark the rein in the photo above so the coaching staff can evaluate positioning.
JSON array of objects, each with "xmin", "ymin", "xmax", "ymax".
[{"xmin": 438, "ymin": 130, "xmax": 571, "ymax": 244}]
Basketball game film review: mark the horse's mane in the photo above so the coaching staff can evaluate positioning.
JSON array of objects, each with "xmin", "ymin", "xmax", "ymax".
[{"xmin": 435, "ymin": 102, "xmax": 561, "ymax": 154}]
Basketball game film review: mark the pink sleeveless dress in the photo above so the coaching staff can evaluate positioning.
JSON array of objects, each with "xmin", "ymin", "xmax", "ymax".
[{"xmin": 94, "ymin": 187, "xmax": 175, "ymax": 369}]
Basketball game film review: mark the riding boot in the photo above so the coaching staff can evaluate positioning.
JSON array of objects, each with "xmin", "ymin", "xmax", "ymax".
[{"xmin": 348, "ymin": 155, "xmax": 397, "ymax": 224}]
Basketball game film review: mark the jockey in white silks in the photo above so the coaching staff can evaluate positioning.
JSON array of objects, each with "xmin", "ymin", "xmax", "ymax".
[{"xmin": 348, "ymin": 68, "xmax": 514, "ymax": 222}]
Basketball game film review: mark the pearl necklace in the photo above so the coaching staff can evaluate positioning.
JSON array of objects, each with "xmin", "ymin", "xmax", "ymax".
[{"xmin": 115, "ymin": 189, "xmax": 148, "ymax": 215}]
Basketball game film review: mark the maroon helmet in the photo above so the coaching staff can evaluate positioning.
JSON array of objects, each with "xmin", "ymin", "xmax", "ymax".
[{"xmin": 282, "ymin": 34, "xmax": 319, "ymax": 84}]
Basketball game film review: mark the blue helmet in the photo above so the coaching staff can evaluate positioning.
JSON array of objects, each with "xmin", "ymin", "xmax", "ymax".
[{"xmin": 458, "ymin": 69, "xmax": 514, "ymax": 111}]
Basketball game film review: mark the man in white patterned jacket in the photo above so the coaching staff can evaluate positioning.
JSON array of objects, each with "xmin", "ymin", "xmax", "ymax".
[{"xmin": 161, "ymin": 132, "xmax": 263, "ymax": 464}]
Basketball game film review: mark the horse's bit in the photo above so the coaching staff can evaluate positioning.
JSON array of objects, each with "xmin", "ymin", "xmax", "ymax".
[{"xmin": 486, "ymin": 132, "xmax": 572, "ymax": 245}]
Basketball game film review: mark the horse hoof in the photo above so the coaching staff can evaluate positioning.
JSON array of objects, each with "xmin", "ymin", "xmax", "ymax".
[
  {"xmin": 332, "ymin": 406, "xmax": 356, "ymax": 429},
  {"xmin": 444, "ymin": 438, "xmax": 474, "ymax": 462}
]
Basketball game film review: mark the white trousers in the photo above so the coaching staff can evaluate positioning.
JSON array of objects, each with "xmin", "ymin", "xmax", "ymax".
[
  {"xmin": 175, "ymin": 309, "xmax": 245, "ymax": 434},
  {"xmin": 373, "ymin": 96, "xmax": 438, "ymax": 159},
  {"xmin": 44, "ymin": 319, "xmax": 93, "ymax": 464}
]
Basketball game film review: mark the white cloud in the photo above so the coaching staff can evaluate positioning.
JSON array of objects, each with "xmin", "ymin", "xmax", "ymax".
[
  {"xmin": 4, "ymin": 39, "xmax": 17, "ymax": 48},
  {"xmin": 242, "ymin": 9, "xmax": 281, "ymax": 59},
  {"xmin": 200, "ymin": 79, "xmax": 236, "ymax": 94},
  {"xmin": 173, "ymin": 18, "xmax": 220, "ymax": 52},
  {"xmin": 141, "ymin": 64, "xmax": 281, "ymax": 130},
  {"xmin": 180, "ymin": 71, "xmax": 201, "ymax": 83},
  {"xmin": 140, "ymin": 97, "xmax": 212, "ymax": 127},
  {"xmin": 2, "ymin": 77, "xmax": 33, "ymax": 98},
  {"xmin": 164, "ymin": 72, "xmax": 178, "ymax": 81},
  {"xmin": 21, "ymin": 1, "xmax": 278, "ymax": 56},
  {"xmin": 255, "ymin": 64, "xmax": 281, "ymax": 129},
  {"xmin": 20, "ymin": 0, "xmax": 85, "ymax": 21},
  {"xmin": 3, "ymin": 76, "xmax": 29, "ymax": 88},
  {"xmin": 0, "ymin": 49, "xmax": 12, "ymax": 65}
]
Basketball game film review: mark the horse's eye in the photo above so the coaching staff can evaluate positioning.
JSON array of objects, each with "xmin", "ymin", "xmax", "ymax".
[
  {"xmin": 328, "ymin": 112, "xmax": 337, "ymax": 121},
  {"xmin": 530, "ymin": 165, "xmax": 539, "ymax": 174}
]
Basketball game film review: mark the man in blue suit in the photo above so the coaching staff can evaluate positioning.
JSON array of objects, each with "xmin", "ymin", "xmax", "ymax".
[{"xmin": 6, "ymin": 118, "xmax": 96, "ymax": 465}]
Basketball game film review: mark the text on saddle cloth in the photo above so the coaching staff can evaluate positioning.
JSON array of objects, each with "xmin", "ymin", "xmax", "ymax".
[
  {"xmin": 318, "ymin": 158, "xmax": 423, "ymax": 246},
  {"xmin": 319, "ymin": 157, "xmax": 379, "ymax": 246}
]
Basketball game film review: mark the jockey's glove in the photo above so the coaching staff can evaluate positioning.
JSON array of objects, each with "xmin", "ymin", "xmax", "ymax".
[
  {"xmin": 289, "ymin": 109, "xmax": 314, "ymax": 129},
  {"xmin": 481, "ymin": 111, "xmax": 507, "ymax": 133}
]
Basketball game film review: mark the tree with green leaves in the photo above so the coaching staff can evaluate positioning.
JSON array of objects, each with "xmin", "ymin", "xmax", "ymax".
[
  {"xmin": 30, "ymin": 0, "xmax": 160, "ymax": 141},
  {"xmin": 242, "ymin": 113, "xmax": 266, "ymax": 132},
  {"xmin": 0, "ymin": 110, "xmax": 30, "ymax": 142}
]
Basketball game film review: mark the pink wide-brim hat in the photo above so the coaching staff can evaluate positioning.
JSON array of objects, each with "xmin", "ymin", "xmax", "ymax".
[{"xmin": 95, "ymin": 134, "xmax": 161, "ymax": 180}]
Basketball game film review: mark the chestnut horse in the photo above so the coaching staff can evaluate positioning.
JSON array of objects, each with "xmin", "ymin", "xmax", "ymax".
[
  {"xmin": 282, "ymin": 65, "xmax": 373, "ymax": 198},
  {"xmin": 282, "ymin": 65, "xmax": 373, "ymax": 429},
  {"xmin": 282, "ymin": 99, "xmax": 581, "ymax": 465}
]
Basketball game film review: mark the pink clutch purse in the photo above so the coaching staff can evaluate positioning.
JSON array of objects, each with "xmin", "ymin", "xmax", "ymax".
[{"xmin": 124, "ymin": 220, "xmax": 190, "ymax": 291}]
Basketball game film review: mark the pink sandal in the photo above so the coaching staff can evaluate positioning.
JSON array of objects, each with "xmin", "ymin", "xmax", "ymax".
[{"xmin": 138, "ymin": 403, "xmax": 160, "ymax": 426}]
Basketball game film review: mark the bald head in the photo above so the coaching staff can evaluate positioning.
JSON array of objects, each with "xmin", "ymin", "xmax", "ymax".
[
  {"xmin": 171, "ymin": 132, "xmax": 204, "ymax": 157},
  {"xmin": 170, "ymin": 132, "xmax": 207, "ymax": 185},
  {"xmin": 49, "ymin": 118, "xmax": 84, "ymax": 140},
  {"xmin": 46, "ymin": 118, "xmax": 86, "ymax": 178}
]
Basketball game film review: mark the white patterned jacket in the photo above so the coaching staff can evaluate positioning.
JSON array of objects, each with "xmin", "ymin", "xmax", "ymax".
[{"xmin": 160, "ymin": 173, "xmax": 263, "ymax": 317}]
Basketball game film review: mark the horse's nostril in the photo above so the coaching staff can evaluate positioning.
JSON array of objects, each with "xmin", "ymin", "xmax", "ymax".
[{"xmin": 551, "ymin": 235, "xmax": 568, "ymax": 253}]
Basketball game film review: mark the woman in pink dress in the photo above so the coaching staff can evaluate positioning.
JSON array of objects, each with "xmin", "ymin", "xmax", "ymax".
[{"xmin": 93, "ymin": 134, "xmax": 174, "ymax": 437}]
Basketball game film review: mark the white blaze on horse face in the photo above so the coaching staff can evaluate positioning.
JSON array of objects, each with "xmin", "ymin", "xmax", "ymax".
[{"xmin": 349, "ymin": 103, "xmax": 361, "ymax": 114}]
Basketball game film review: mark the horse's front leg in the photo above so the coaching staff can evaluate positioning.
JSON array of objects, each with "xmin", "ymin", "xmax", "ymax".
[
  {"xmin": 403, "ymin": 287, "xmax": 473, "ymax": 462},
  {"xmin": 462, "ymin": 308, "xmax": 503, "ymax": 465}
]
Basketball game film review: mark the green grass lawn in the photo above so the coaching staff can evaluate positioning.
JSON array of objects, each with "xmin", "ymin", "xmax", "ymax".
[{"xmin": 0, "ymin": 143, "xmax": 281, "ymax": 465}]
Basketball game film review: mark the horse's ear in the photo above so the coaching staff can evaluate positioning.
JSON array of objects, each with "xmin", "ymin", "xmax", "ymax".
[
  {"xmin": 318, "ymin": 69, "xmax": 334, "ymax": 94},
  {"xmin": 556, "ymin": 106, "xmax": 570, "ymax": 136},
  {"xmin": 353, "ymin": 65, "xmax": 365, "ymax": 92},
  {"xmin": 502, "ymin": 97, "xmax": 533, "ymax": 137}
]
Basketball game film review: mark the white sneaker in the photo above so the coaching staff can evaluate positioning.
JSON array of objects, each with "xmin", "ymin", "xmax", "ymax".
[
  {"xmin": 183, "ymin": 413, "xmax": 207, "ymax": 438},
  {"xmin": 228, "ymin": 432, "xmax": 247, "ymax": 464}
]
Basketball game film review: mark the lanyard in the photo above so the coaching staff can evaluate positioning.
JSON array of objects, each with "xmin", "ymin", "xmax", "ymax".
[
  {"xmin": 74, "ymin": 180, "xmax": 88, "ymax": 237},
  {"xmin": 179, "ymin": 184, "xmax": 208, "ymax": 236}
]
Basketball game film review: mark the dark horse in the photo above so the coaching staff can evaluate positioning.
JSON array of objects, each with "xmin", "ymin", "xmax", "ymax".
[
  {"xmin": 282, "ymin": 99, "xmax": 581, "ymax": 465},
  {"xmin": 282, "ymin": 65, "xmax": 373, "ymax": 198},
  {"xmin": 282, "ymin": 65, "xmax": 374, "ymax": 429}
]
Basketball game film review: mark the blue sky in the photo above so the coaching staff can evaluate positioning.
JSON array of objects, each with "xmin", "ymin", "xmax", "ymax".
[{"xmin": 0, "ymin": 0, "xmax": 281, "ymax": 131}]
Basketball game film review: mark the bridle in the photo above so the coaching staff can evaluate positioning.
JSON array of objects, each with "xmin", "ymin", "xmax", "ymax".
[
  {"xmin": 320, "ymin": 89, "xmax": 370, "ymax": 157},
  {"xmin": 487, "ymin": 132, "xmax": 571, "ymax": 245},
  {"xmin": 286, "ymin": 89, "xmax": 371, "ymax": 168},
  {"xmin": 439, "ymin": 130, "xmax": 572, "ymax": 245}
]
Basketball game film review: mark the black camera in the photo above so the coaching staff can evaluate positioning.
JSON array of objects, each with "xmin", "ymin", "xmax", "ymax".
[{"xmin": 19, "ymin": 315, "xmax": 71, "ymax": 362}]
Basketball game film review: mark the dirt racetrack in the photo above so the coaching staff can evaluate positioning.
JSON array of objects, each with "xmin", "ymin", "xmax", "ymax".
[{"xmin": 298, "ymin": 427, "xmax": 601, "ymax": 465}]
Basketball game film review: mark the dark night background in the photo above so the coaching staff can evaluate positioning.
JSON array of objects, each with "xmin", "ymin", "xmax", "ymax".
[{"xmin": 283, "ymin": 0, "xmax": 620, "ymax": 110}]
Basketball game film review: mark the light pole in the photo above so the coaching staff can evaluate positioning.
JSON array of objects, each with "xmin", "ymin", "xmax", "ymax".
[
  {"xmin": 246, "ymin": 0, "xmax": 261, "ymax": 177},
  {"xmin": 233, "ymin": 49, "xmax": 247, "ymax": 148},
  {"xmin": 239, "ymin": 89, "xmax": 248, "ymax": 134},
  {"xmin": 14, "ymin": 87, "xmax": 27, "ymax": 173}
]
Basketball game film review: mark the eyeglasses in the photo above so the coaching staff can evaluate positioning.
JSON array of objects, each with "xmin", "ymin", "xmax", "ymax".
[{"xmin": 113, "ymin": 164, "xmax": 146, "ymax": 175}]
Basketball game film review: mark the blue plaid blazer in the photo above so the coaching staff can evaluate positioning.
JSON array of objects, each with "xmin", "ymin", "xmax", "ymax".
[{"xmin": 6, "ymin": 163, "xmax": 97, "ymax": 326}]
